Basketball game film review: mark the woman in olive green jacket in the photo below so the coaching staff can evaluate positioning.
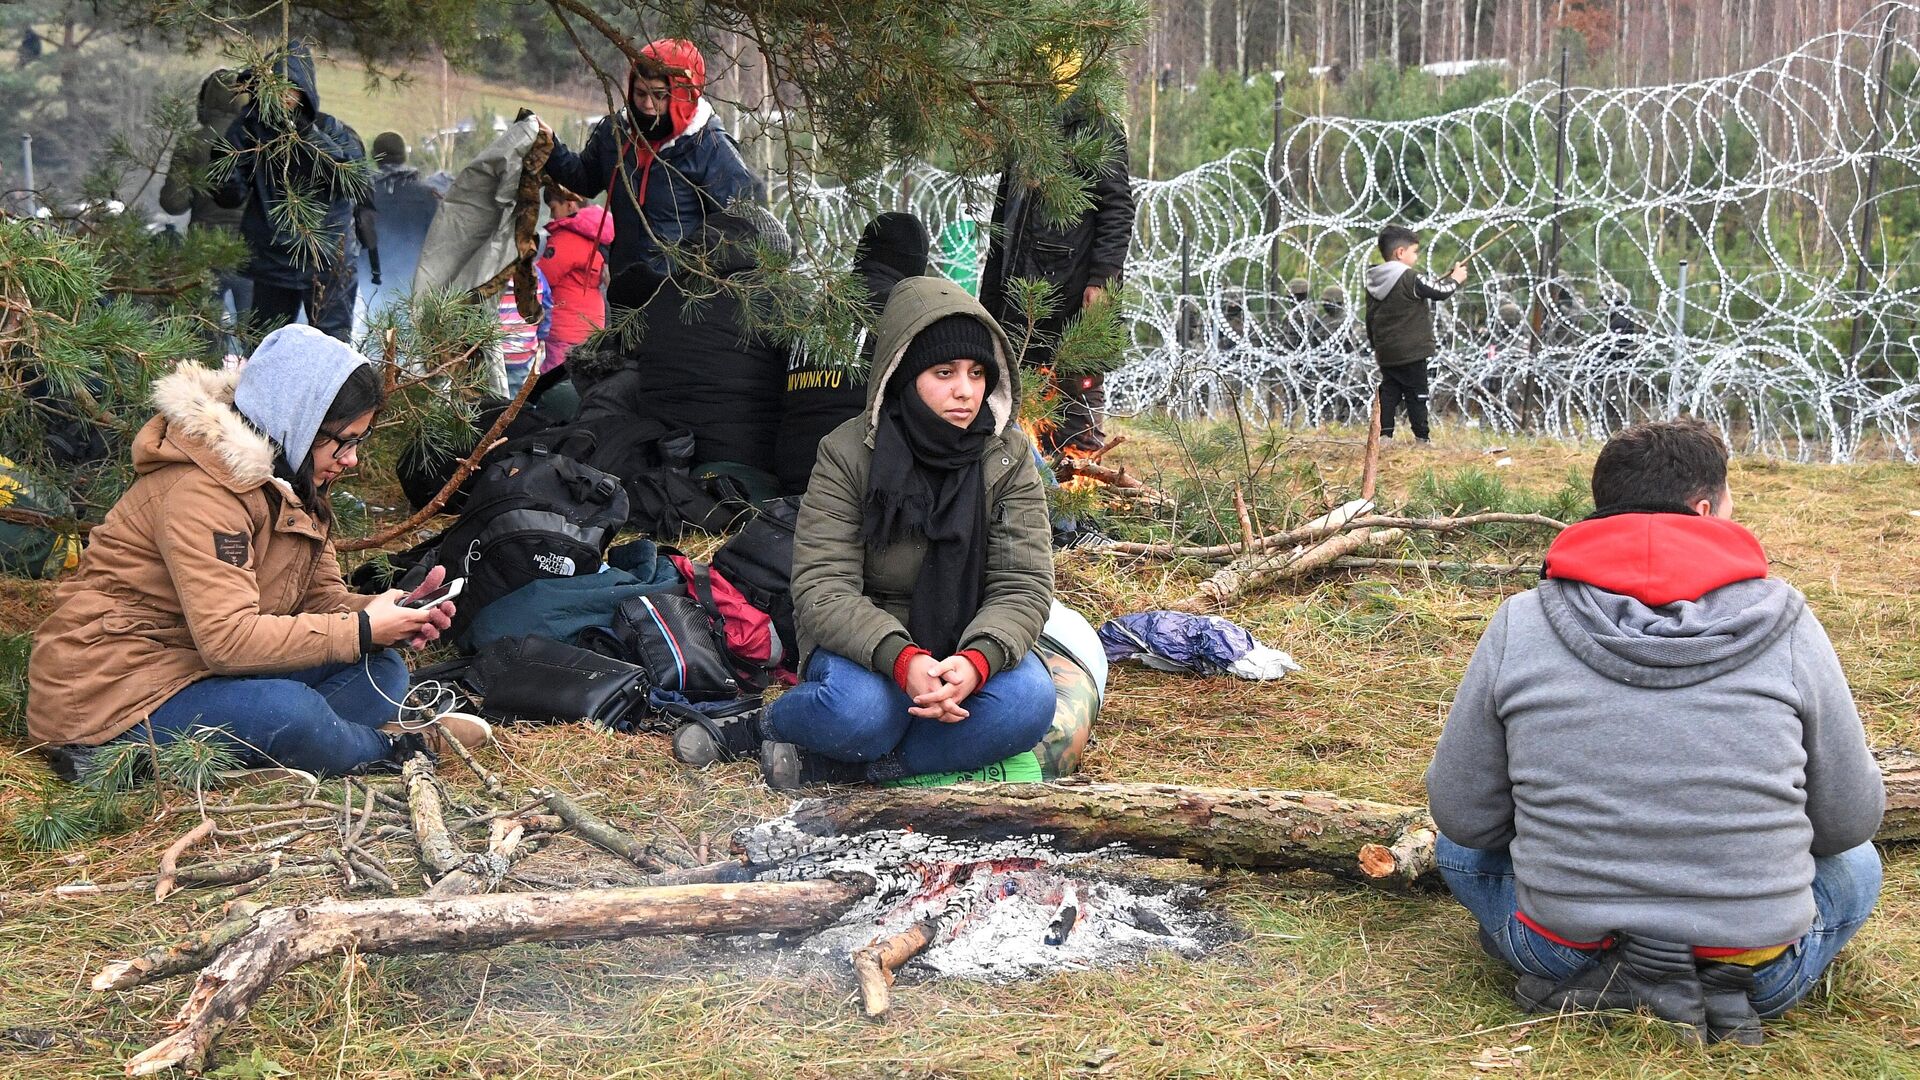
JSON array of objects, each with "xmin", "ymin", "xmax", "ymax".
[{"xmin": 675, "ymin": 276, "xmax": 1056, "ymax": 788}]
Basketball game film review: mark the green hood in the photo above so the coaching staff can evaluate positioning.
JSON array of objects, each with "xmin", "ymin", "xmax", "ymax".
[{"xmin": 862, "ymin": 275, "xmax": 1019, "ymax": 446}]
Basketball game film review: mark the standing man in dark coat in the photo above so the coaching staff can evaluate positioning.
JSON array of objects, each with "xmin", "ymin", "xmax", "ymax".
[
  {"xmin": 161, "ymin": 69, "xmax": 252, "ymax": 324},
  {"xmin": 980, "ymin": 59, "xmax": 1134, "ymax": 455},
  {"xmin": 212, "ymin": 42, "xmax": 367, "ymax": 342},
  {"xmin": 356, "ymin": 132, "xmax": 441, "ymax": 316}
]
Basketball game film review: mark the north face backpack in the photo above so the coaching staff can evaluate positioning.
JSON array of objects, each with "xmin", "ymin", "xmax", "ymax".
[
  {"xmin": 435, "ymin": 434, "xmax": 630, "ymax": 646},
  {"xmin": 708, "ymin": 495, "xmax": 801, "ymax": 661}
]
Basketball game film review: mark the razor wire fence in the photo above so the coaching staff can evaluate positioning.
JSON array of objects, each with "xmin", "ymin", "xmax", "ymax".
[{"xmin": 768, "ymin": 2, "xmax": 1920, "ymax": 462}]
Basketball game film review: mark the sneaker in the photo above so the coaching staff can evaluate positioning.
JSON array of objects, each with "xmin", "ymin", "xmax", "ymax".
[
  {"xmin": 363, "ymin": 731, "xmax": 437, "ymax": 775},
  {"xmin": 1515, "ymin": 937, "xmax": 1709, "ymax": 1042},
  {"xmin": 1697, "ymin": 962, "xmax": 1764, "ymax": 1045},
  {"xmin": 383, "ymin": 710, "xmax": 493, "ymax": 756},
  {"xmin": 670, "ymin": 706, "xmax": 764, "ymax": 767},
  {"xmin": 758, "ymin": 740, "xmax": 866, "ymax": 792}
]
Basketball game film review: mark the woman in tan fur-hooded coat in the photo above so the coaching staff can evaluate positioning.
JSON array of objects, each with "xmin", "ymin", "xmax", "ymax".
[{"xmin": 29, "ymin": 326, "xmax": 458, "ymax": 777}]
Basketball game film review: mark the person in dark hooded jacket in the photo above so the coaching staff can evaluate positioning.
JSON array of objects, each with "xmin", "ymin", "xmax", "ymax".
[
  {"xmin": 161, "ymin": 69, "xmax": 252, "ymax": 320},
  {"xmin": 540, "ymin": 39, "xmax": 757, "ymax": 312},
  {"xmin": 1425, "ymin": 419, "xmax": 1882, "ymax": 1044},
  {"xmin": 979, "ymin": 58, "xmax": 1133, "ymax": 455},
  {"xmin": 770, "ymin": 211, "xmax": 931, "ymax": 494},
  {"xmin": 356, "ymin": 132, "xmax": 441, "ymax": 315},
  {"xmin": 212, "ymin": 42, "xmax": 367, "ymax": 342},
  {"xmin": 1364, "ymin": 224, "xmax": 1467, "ymax": 442},
  {"xmin": 669, "ymin": 277, "xmax": 1057, "ymax": 789}
]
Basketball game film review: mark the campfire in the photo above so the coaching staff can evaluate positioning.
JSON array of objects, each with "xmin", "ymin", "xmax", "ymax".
[{"xmin": 741, "ymin": 821, "xmax": 1225, "ymax": 1014}]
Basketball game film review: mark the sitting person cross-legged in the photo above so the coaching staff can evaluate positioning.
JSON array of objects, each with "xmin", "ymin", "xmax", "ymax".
[
  {"xmin": 671, "ymin": 276, "xmax": 1056, "ymax": 787},
  {"xmin": 1425, "ymin": 418, "xmax": 1884, "ymax": 1044},
  {"xmin": 28, "ymin": 327, "xmax": 487, "ymax": 780}
]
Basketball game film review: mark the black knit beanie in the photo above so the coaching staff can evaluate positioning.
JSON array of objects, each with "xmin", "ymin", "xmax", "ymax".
[
  {"xmin": 894, "ymin": 314, "xmax": 1000, "ymax": 395},
  {"xmin": 855, "ymin": 212, "xmax": 931, "ymax": 281}
]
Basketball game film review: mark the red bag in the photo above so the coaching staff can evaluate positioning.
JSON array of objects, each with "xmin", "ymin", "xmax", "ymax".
[{"xmin": 665, "ymin": 554, "xmax": 795, "ymax": 687}]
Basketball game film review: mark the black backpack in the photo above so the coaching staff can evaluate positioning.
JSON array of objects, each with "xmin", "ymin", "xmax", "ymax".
[
  {"xmin": 395, "ymin": 366, "xmax": 573, "ymax": 514},
  {"xmin": 436, "ymin": 435, "xmax": 630, "ymax": 646},
  {"xmin": 710, "ymin": 495, "xmax": 801, "ymax": 660}
]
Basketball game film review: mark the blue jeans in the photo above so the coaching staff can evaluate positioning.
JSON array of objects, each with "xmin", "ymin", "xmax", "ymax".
[
  {"xmin": 124, "ymin": 651, "xmax": 410, "ymax": 777},
  {"xmin": 1436, "ymin": 834, "xmax": 1883, "ymax": 1018},
  {"xmin": 766, "ymin": 648, "xmax": 1056, "ymax": 775}
]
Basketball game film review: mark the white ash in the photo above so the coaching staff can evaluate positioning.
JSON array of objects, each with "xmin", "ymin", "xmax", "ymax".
[
  {"xmin": 745, "ymin": 827, "xmax": 1224, "ymax": 982},
  {"xmin": 746, "ymin": 824, "xmax": 1122, "ymax": 924}
]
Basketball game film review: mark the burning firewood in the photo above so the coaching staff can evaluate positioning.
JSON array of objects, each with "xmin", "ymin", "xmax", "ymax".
[{"xmin": 1053, "ymin": 453, "xmax": 1175, "ymax": 506}]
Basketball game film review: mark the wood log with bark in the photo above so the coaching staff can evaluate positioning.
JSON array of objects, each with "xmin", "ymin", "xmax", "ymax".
[
  {"xmin": 1052, "ymin": 455, "xmax": 1175, "ymax": 506},
  {"xmin": 109, "ymin": 878, "xmax": 874, "ymax": 1076},
  {"xmin": 1878, "ymin": 748, "xmax": 1918, "ymax": 841},
  {"xmin": 734, "ymin": 780, "xmax": 1443, "ymax": 892},
  {"xmin": 1169, "ymin": 527, "xmax": 1407, "ymax": 611}
]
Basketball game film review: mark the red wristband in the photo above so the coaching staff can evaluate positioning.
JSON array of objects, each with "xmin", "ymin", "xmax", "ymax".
[
  {"xmin": 893, "ymin": 646, "xmax": 931, "ymax": 691},
  {"xmin": 959, "ymin": 649, "xmax": 990, "ymax": 686}
]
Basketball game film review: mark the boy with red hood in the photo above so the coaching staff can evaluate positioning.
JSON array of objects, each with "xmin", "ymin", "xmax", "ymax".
[
  {"xmin": 537, "ymin": 184, "xmax": 613, "ymax": 372},
  {"xmin": 540, "ymin": 39, "xmax": 757, "ymax": 313},
  {"xmin": 1425, "ymin": 418, "xmax": 1883, "ymax": 1044}
]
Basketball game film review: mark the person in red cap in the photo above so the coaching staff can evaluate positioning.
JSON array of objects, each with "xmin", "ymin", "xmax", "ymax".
[{"xmin": 541, "ymin": 39, "xmax": 758, "ymax": 315}]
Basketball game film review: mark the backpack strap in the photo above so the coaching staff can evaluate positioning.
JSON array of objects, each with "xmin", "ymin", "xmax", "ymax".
[{"xmin": 686, "ymin": 561, "xmax": 773, "ymax": 692}]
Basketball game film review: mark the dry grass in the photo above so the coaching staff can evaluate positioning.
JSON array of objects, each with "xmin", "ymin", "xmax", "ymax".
[{"xmin": 1, "ymin": 421, "xmax": 1917, "ymax": 1079}]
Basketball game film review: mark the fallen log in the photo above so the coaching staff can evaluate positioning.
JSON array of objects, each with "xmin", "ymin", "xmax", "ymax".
[
  {"xmin": 736, "ymin": 781, "xmax": 1442, "ymax": 892},
  {"xmin": 1342, "ymin": 512, "xmax": 1567, "ymax": 533},
  {"xmin": 1170, "ymin": 527, "xmax": 1405, "ymax": 612},
  {"xmin": 1095, "ymin": 507, "xmax": 1556, "ymax": 561},
  {"xmin": 853, "ymin": 919, "xmax": 939, "ymax": 1019},
  {"xmin": 425, "ymin": 818, "xmax": 527, "ymax": 899},
  {"xmin": 851, "ymin": 864, "xmax": 979, "ymax": 1020},
  {"xmin": 113, "ymin": 877, "xmax": 874, "ymax": 1076},
  {"xmin": 745, "ymin": 757, "xmax": 1920, "ymax": 900},
  {"xmin": 1878, "ymin": 748, "xmax": 1918, "ymax": 841},
  {"xmin": 1327, "ymin": 556, "xmax": 1541, "ymax": 576},
  {"xmin": 91, "ymin": 903, "xmax": 263, "ymax": 992},
  {"xmin": 403, "ymin": 756, "xmax": 466, "ymax": 881}
]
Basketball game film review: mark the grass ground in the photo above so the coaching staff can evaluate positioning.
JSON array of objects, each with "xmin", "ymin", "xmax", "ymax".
[{"xmin": 1, "ymin": 422, "xmax": 1917, "ymax": 1079}]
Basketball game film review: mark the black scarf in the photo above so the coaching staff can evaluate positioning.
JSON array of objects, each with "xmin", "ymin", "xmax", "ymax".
[{"xmin": 862, "ymin": 382, "xmax": 994, "ymax": 658}]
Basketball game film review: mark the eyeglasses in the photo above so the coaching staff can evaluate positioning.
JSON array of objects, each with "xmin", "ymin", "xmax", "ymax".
[{"xmin": 316, "ymin": 428, "xmax": 370, "ymax": 462}]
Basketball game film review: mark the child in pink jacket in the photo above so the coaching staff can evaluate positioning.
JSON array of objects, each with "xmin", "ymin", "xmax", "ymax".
[{"xmin": 537, "ymin": 187, "xmax": 613, "ymax": 372}]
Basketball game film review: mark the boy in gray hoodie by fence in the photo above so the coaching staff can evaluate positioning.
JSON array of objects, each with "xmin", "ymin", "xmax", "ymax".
[
  {"xmin": 1364, "ymin": 225, "xmax": 1466, "ymax": 441},
  {"xmin": 1425, "ymin": 418, "xmax": 1884, "ymax": 1044}
]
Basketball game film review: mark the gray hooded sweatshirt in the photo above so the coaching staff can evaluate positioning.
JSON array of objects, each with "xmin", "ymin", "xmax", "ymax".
[{"xmin": 1425, "ymin": 513, "xmax": 1883, "ymax": 947}]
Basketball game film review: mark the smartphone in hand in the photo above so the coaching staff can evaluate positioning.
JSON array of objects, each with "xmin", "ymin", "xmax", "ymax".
[{"xmin": 401, "ymin": 577, "xmax": 466, "ymax": 609}]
